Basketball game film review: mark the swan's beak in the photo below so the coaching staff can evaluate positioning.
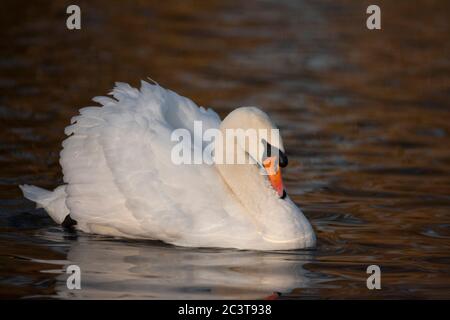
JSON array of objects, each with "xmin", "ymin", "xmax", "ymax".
[{"xmin": 263, "ymin": 156, "xmax": 285, "ymax": 198}]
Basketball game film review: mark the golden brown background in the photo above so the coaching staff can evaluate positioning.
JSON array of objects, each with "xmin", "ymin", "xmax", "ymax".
[{"xmin": 0, "ymin": 0, "xmax": 449, "ymax": 298}]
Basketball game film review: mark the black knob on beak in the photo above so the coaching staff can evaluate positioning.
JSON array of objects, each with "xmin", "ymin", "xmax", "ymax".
[{"xmin": 279, "ymin": 150, "xmax": 288, "ymax": 168}]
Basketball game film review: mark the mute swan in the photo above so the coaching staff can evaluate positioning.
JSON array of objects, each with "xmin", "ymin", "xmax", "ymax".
[{"xmin": 20, "ymin": 81, "xmax": 316, "ymax": 250}]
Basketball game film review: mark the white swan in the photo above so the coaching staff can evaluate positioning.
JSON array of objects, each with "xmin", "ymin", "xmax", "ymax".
[{"xmin": 20, "ymin": 81, "xmax": 316, "ymax": 250}]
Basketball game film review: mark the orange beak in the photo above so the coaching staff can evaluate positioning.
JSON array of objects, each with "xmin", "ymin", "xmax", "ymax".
[{"xmin": 263, "ymin": 156, "xmax": 285, "ymax": 198}]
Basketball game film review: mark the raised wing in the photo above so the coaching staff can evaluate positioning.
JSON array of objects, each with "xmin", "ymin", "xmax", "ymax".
[{"xmin": 61, "ymin": 81, "xmax": 233, "ymax": 243}]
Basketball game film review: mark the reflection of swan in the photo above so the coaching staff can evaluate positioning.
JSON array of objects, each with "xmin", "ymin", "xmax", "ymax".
[
  {"xmin": 54, "ymin": 235, "xmax": 313, "ymax": 299},
  {"xmin": 21, "ymin": 81, "xmax": 315, "ymax": 250}
]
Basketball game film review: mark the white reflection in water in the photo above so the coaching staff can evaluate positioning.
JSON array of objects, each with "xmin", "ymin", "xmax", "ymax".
[{"xmin": 52, "ymin": 236, "xmax": 313, "ymax": 299}]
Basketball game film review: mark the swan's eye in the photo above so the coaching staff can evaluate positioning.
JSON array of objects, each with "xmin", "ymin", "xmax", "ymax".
[{"xmin": 263, "ymin": 139, "xmax": 288, "ymax": 168}]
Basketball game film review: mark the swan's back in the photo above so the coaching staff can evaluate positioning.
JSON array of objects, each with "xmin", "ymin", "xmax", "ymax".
[{"xmin": 60, "ymin": 81, "xmax": 240, "ymax": 244}]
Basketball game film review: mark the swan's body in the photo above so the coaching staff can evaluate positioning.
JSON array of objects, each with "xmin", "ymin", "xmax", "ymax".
[{"xmin": 20, "ymin": 81, "xmax": 315, "ymax": 250}]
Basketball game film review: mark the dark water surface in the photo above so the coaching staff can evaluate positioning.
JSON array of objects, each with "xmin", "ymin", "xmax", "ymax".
[{"xmin": 1, "ymin": 0, "xmax": 449, "ymax": 299}]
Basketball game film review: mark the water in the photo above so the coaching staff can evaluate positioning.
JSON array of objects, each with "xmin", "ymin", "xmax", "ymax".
[{"xmin": 1, "ymin": 0, "xmax": 449, "ymax": 299}]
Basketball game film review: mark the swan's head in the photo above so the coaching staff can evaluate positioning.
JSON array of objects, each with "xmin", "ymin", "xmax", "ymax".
[
  {"xmin": 218, "ymin": 106, "xmax": 289, "ymax": 198},
  {"xmin": 216, "ymin": 106, "xmax": 316, "ymax": 249}
]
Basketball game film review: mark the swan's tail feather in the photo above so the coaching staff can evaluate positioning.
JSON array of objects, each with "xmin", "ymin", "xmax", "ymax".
[{"xmin": 19, "ymin": 184, "xmax": 70, "ymax": 225}]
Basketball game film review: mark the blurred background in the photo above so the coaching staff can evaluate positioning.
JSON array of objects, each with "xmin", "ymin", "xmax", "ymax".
[{"xmin": 0, "ymin": 0, "xmax": 449, "ymax": 299}]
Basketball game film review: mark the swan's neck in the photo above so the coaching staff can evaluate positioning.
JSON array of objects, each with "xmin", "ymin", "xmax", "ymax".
[
  {"xmin": 214, "ymin": 129, "xmax": 311, "ymax": 243},
  {"xmin": 215, "ymin": 155, "xmax": 311, "ymax": 244}
]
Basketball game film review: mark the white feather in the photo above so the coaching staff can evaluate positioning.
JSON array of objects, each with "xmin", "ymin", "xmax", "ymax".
[{"xmin": 21, "ymin": 81, "xmax": 316, "ymax": 250}]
